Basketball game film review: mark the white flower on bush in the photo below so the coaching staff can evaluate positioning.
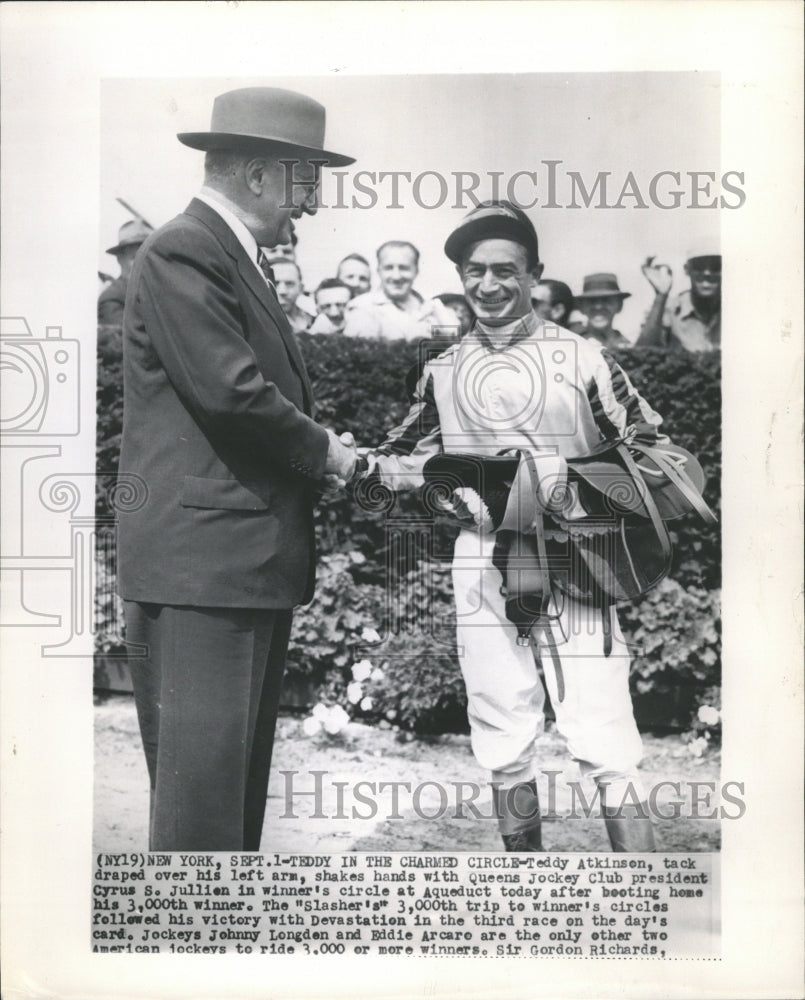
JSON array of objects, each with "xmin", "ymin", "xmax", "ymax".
[
  {"xmin": 302, "ymin": 716, "xmax": 322, "ymax": 737},
  {"xmin": 386, "ymin": 709, "xmax": 397, "ymax": 721},
  {"xmin": 311, "ymin": 703, "xmax": 329, "ymax": 722},
  {"xmin": 360, "ymin": 627, "xmax": 381, "ymax": 644},
  {"xmin": 370, "ymin": 667, "xmax": 385, "ymax": 683},
  {"xmin": 323, "ymin": 705, "xmax": 350, "ymax": 735},
  {"xmin": 348, "ymin": 550, "xmax": 366, "ymax": 565},
  {"xmin": 351, "ymin": 659, "xmax": 373, "ymax": 682},
  {"xmin": 346, "ymin": 681, "xmax": 363, "ymax": 704},
  {"xmin": 688, "ymin": 736, "xmax": 708, "ymax": 758},
  {"xmin": 360, "ymin": 697, "xmax": 373, "ymax": 713},
  {"xmin": 697, "ymin": 705, "xmax": 720, "ymax": 727}
]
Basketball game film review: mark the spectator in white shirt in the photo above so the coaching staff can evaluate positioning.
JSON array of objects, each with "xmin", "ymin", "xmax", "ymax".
[{"xmin": 344, "ymin": 240, "xmax": 454, "ymax": 340}]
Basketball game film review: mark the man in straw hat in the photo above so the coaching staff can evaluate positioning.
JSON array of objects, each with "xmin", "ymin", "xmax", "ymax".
[
  {"xmin": 117, "ymin": 87, "xmax": 358, "ymax": 851},
  {"xmin": 574, "ymin": 272, "xmax": 633, "ymax": 349},
  {"xmin": 352, "ymin": 201, "xmax": 671, "ymax": 852},
  {"xmin": 98, "ymin": 218, "xmax": 153, "ymax": 325},
  {"xmin": 636, "ymin": 240, "xmax": 721, "ymax": 351}
]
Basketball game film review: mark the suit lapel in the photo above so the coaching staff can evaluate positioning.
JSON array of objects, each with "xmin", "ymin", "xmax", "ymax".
[
  {"xmin": 184, "ymin": 199, "xmax": 315, "ymax": 413},
  {"xmin": 235, "ymin": 256, "xmax": 315, "ymax": 411}
]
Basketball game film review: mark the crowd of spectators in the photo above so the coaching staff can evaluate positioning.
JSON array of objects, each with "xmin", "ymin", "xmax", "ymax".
[{"xmin": 99, "ymin": 216, "xmax": 720, "ymax": 354}]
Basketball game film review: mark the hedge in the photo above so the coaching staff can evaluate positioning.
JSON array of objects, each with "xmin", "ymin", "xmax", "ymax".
[
  {"xmin": 96, "ymin": 326, "xmax": 125, "ymax": 518},
  {"xmin": 96, "ymin": 328, "xmax": 721, "ymax": 735}
]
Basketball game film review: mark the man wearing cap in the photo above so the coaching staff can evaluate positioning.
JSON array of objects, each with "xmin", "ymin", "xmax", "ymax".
[
  {"xmin": 98, "ymin": 218, "xmax": 153, "ymax": 325},
  {"xmin": 117, "ymin": 87, "xmax": 357, "ymax": 851},
  {"xmin": 636, "ymin": 243, "xmax": 721, "ymax": 351},
  {"xmin": 353, "ymin": 201, "xmax": 667, "ymax": 852},
  {"xmin": 574, "ymin": 273, "xmax": 633, "ymax": 349}
]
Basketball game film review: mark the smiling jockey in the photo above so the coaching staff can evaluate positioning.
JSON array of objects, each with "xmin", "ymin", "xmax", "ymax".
[{"xmin": 353, "ymin": 201, "xmax": 672, "ymax": 852}]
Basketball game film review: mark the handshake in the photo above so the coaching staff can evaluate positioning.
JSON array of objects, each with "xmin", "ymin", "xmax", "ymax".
[{"xmin": 322, "ymin": 428, "xmax": 365, "ymax": 496}]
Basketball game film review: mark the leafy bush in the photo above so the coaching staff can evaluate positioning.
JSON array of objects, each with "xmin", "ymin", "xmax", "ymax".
[
  {"xmin": 619, "ymin": 579, "xmax": 721, "ymax": 731},
  {"xmin": 288, "ymin": 558, "xmax": 468, "ymax": 735},
  {"xmin": 359, "ymin": 560, "xmax": 468, "ymax": 734},
  {"xmin": 683, "ymin": 685, "xmax": 722, "ymax": 756},
  {"xmin": 96, "ymin": 326, "xmax": 125, "ymax": 520},
  {"xmin": 94, "ymin": 541, "xmax": 125, "ymax": 655},
  {"xmin": 285, "ymin": 551, "xmax": 386, "ymax": 680}
]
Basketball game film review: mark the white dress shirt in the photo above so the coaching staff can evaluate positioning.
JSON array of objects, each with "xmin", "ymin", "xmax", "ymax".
[{"xmin": 196, "ymin": 188, "xmax": 266, "ymax": 282}]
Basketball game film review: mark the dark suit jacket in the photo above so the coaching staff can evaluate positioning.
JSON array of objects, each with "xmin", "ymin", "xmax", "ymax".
[{"xmin": 117, "ymin": 198, "xmax": 330, "ymax": 609}]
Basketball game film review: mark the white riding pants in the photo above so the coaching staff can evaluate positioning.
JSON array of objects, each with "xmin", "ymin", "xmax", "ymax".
[{"xmin": 451, "ymin": 530, "xmax": 645, "ymax": 801}]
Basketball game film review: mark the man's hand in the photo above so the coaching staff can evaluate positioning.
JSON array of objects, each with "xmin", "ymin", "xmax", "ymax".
[
  {"xmin": 641, "ymin": 256, "xmax": 673, "ymax": 296},
  {"xmin": 324, "ymin": 429, "xmax": 358, "ymax": 486}
]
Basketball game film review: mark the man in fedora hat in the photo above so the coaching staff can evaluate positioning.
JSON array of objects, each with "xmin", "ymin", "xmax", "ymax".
[
  {"xmin": 352, "ymin": 201, "xmax": 669, "ymax": 853},
  {"xmin": 98, "ymin": 218, "xmax": 153, "ymax": 325},
  {"xmin": 636, "ymin": 241, "xmax": 721, "ymax": 351},
  {"xmin": 117, "ymin": 86, "xmax": 358, "ymax": 851},
  {"xmin": 574, "ymin": 273, "xmax": 633, "ymax": 349}
]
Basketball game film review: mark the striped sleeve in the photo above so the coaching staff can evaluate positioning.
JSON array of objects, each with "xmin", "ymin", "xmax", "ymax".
[
  {"xmin": 370, "ymin": 365, "xmax": 443, "ymax": 492},
  {"xmin": 586, "ymin": 348, "xmax": 669, "ymax": 445}
]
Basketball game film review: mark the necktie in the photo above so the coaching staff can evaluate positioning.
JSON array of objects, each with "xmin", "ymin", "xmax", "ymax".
[{"xmin": 256, "ymin": 250, "xmax": 278, "ymax": 298}]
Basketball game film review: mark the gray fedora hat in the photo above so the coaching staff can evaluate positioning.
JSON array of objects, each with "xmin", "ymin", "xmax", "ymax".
[
  {"xmin": 106, "ymin": 218, "xmax": 153, "ymax": 256},
  {"xmin": 177, "ymin": 87, "xmax": 355, "ymax": 167},
  {"xmin": 575, "ymin": 273, "xmax": 631, "ymax": 300}
]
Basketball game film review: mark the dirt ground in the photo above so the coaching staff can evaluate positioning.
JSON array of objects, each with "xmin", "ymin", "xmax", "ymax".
[{"xmin": 94, "ymin": 694, "xmax": 720, "ymax": 854}]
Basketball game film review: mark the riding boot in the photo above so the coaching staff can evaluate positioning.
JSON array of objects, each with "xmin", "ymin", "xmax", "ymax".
[
  {"xmin": 492, "ymin": 780, "xmax": 543, "ymax": 852},
  {"xmin": 604, "ymin": 804, "xmax": 656, "ymax": 852}
]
